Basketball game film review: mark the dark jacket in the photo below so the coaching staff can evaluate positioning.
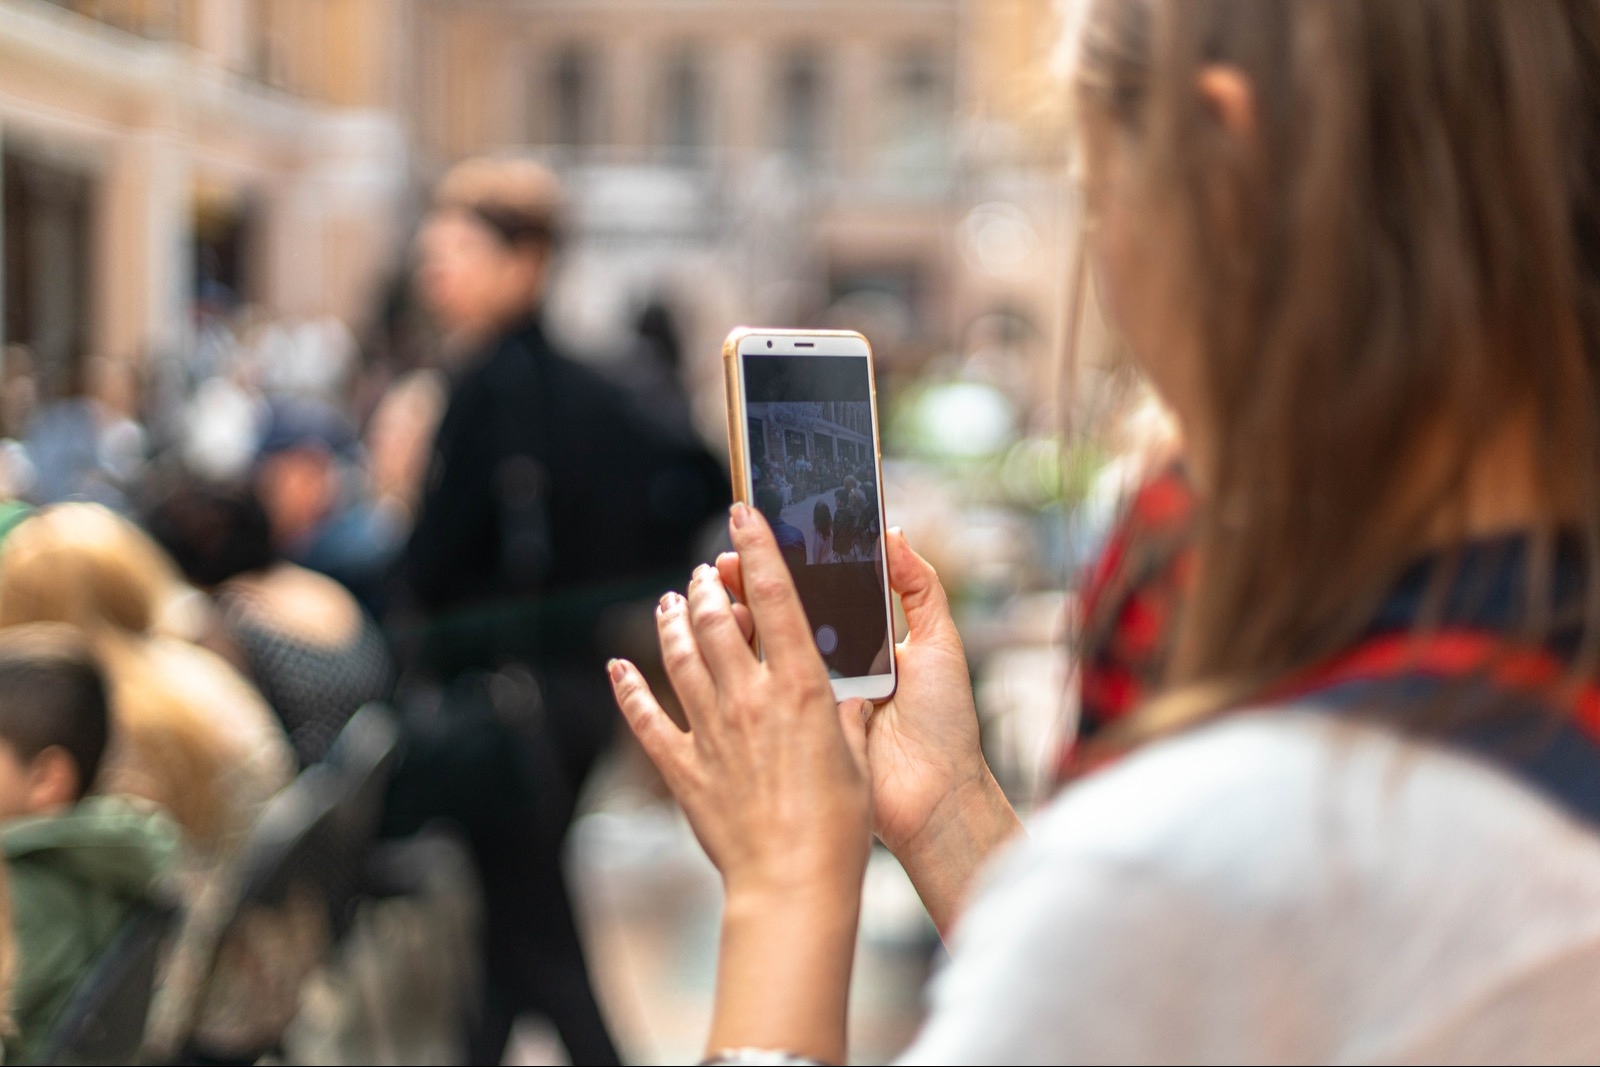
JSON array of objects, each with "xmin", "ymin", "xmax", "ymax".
[{"xmin": 404, "ymin": 315, "xmax": 728, "ymax": 677}]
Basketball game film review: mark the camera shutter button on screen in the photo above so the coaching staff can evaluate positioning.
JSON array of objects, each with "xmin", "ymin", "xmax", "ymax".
[{"xmin": 815, "ymin": 625, "xmax": 839, "ymax": 655}]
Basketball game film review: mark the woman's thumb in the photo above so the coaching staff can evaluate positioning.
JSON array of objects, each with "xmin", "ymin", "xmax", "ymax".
[{"xmin": 887, "ymin": 528, "xmax": 957, "ymax": 642}]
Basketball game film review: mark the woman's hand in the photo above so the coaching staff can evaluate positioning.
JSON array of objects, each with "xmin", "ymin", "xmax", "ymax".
[
  {"xmin": 716, "ymin": 527, "xmax": 1022, "ymax": 935},
  {"xmin": 608, "ymin": 503, "xmax": 870, "ymax": 1063}
]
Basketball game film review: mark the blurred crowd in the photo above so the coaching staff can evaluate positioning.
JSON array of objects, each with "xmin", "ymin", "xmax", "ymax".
[
  {"xmin": 9, "ymin": 0, "xmax": 1600, "ymax": 1063},
  {"xmin": 0, "ymin": 155, "xmax": 733, "ymax": 1065}
]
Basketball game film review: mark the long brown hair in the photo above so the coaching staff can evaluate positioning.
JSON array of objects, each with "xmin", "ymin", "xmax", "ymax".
[{"xmin": 1073, "ymin": 1, "xmax": 1600, "ymax": 726}]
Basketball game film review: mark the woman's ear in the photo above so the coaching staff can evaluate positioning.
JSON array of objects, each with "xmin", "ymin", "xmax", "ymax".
[{"xmin": 1197, "ymin": 65, "xmax": 1256, "ymax": 139}]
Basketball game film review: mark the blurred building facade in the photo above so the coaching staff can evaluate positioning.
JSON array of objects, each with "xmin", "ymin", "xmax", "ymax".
[
  {"xmin": 0, "ymin": 0, "xmax": 1072, "ymax": 423},
  {"xmin": 405, "ymin": 0, "xmax": 1074, "ymax": 430},
  {"xmin": 0, "ymin": 0, "xmax": 408, "ymax": 401}
]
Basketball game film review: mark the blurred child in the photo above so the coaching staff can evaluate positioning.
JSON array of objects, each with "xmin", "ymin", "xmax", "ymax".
[
  {"xmin": 0, "ymin": 624, "xmax": 178, "ymax": 1063},
  {"xmin": 0, "ymin": 503, "xmax": 291, "ymax": 848}
]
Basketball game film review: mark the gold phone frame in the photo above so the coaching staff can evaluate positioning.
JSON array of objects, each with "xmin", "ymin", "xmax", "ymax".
[{"xmin": 722, "ymin": 326, "xmax": 897, "ymax": 702}]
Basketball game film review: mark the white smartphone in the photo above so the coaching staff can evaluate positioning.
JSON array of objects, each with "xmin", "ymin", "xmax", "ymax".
[{"xmin": 723, "ymin": 327, "xmax": 898, "ymax": 702}]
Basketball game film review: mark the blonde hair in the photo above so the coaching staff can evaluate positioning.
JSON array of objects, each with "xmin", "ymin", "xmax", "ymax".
[{"xmin": 0, "ymin": 505, "xmax": 228, "ymax": 844}]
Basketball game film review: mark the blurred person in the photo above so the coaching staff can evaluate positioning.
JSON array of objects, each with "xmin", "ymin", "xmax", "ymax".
[
  {"xmin": 87, "ymin": 357, "xmax": 149, "ymax": 490},
  {"xmin": 147, "ymin": 478, "xmax": 392, "ymax": 767},
  {"xmin": 1, "ymin": 345, "xmax": 38, "ymax": 443},
  {"xmin": 181, "ymin": 374, "xmax": 264, "ymax": 484},
  {"xmin": 0, "ymin": 503, "xmax": 292, "ymax": 846},
  {"xmin": 22, "ymin": 356, "xmax": 148, "ymax": 513},
  {"xmin": 253, "ymin": 397, "xmax": 354, "ymax": 553},
  {"xmin": 622, "ymin": 298, "xmax": 699, "ymax": 441},
  {"xmin": 146, "ymin": 479, "xmax": 393, "ymax": 768},
  {"xmin": 606, "ymin": 2, "xmax": 1600, "ymax": 1063},
  {"xmin": 829, "ymin": 508, "xmax": 860, "ymax": 565},
  {"xmin": 756, "ymin": 484, "xmax": 806, "ymax": 571},
  {"xmin": 843, "ymin": 474, "xmax": 863, "ymax": 510},
  {"xmin": 402, "ymin": 156, "xmax": 726, "ymax": 1065},
  {"xmin": 0, "ymin": 624, "xmax": 180, "ymax": 1064},
  {"xmin": 255, "ymin": 397, "xmax": 406, "ymax": 612},
  {"xmin": 809, "ymin": 499, "xmax": 834, "ymax": 565},
  {"xmin": 0, "ymin": 347, "xmax": 38, "ymax": 508},
  {"xmin": 365, "ymin": 369, "xmax": 449, "ymax": 531},
  {"xmin": 857, "ymin": 481, "xmax": 882, "ymax": 549},
  {"xmin": 0, "ymin": 504, "xmax": 301, "ymax": 1057}
]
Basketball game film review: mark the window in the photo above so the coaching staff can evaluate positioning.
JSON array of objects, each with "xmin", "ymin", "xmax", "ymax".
[
  {"xmin": 661, "ymin": 49, "xmax": 706, "ymax": 159},
  {"xmin": 780, "ymin": 51, "xmax": 826, "ymax": 168},
  {"xmin": 553, "ymin": 44, "xmax": 600, "ymax": 148},
  {"xmin": 880, "ymin": 47, "xmax": 951, "ymax": 178}
]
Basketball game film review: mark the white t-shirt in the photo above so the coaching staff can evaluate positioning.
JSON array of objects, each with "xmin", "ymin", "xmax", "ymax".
[{"xmin": 899, "ymin": 710, "xmax": 1600, "ymax": 1065}]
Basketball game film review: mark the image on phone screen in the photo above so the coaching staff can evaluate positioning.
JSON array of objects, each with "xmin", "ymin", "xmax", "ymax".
[{"xmin": 743, "ymin": 353, "xmax": 892, "ymax": 680}]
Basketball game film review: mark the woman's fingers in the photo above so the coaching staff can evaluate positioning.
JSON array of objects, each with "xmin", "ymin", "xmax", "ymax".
[
  {"xmin": 886, "ymin": 528, "xmax": 960, "ymax": 646},
  {"xmin": 608, "ymin": 658, "xmax": 692, "ymax": 780},
  {"xmin": 727, "ymin": 504, "xmax": 821, "ymax": 675},
  {"xmin": 731, "ymin": 602, "xmax": 755, "ymax": 645},
  {"xmin": 715, "ymin": 551, "xmax": 746, "ymax": 604},
  {"xmin": 656, "ymin": 591, "xmax": 719, "ymax": 722},
  {"xmin": 717, "ymin": 552, "xmax": 757, "ymax": 645},
  {"xmin": 685, "ymin": 563, "xmax": 758, "ymax": 682}
]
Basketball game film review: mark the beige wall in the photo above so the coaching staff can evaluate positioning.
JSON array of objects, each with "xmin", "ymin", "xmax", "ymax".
[
  {"xmin": 409, "ymin": 0, "xmax": 962, "ymax": 168},
  {"xmin": 0, "ymin": 0, "xmax": 408, "ymax": 368}
]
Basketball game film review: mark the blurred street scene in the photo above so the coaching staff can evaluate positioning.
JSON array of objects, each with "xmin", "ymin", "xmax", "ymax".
[{"xmin": 0, "ymin": 1, "xmax": 1129, "ymax": 1062}]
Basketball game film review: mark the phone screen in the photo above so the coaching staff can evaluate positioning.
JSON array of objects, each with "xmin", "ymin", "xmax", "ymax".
[{"xmin": 742, "ymin": 351, "xmax": 892, "ymax": 680}]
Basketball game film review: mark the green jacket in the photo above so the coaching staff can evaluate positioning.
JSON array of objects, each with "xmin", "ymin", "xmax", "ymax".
[
  {"xmin": 4, "ymin": 797, "xmax": 180, "ymax": 1064},
  {"xmin": 0, "ymin": 500, "xmax": 30, "ymax": 547}
]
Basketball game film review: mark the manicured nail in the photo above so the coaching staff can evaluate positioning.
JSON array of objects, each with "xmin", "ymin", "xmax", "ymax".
[
  {"xmin": 608, "ymin": 659, "xmax": 627, "ymax": 682},
  {"xmin": 730, "ymin": 502, "xmax": 750, "ymax": 529}
]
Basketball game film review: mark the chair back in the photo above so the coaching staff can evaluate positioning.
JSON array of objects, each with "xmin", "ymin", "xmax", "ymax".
[
  {"xmin": 236, "ymin": 762, "xmax": 341, "ymax": 909},
  {"xmin": 38, "ymin": 901, "xmax": 181, "ymax": 1066},
  {"xmin": 322, "ymin": 704, "xmax": 401, "ymax": 930}
]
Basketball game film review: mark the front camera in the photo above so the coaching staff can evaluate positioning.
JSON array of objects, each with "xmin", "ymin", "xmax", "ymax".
[{"xmin": 766, "ymin": 340, "xmax": 773, "ymax": 348}]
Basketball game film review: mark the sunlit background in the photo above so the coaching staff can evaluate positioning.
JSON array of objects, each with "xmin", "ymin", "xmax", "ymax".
[{"xmin": 0, "ymin": 2, "xmax": 1146, "ymax": 1062}]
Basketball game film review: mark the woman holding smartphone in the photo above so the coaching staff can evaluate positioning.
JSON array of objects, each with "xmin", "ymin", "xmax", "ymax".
[{"xmin": 610, "ymin": 0, "xmax": 1600, "ymax": 1062}]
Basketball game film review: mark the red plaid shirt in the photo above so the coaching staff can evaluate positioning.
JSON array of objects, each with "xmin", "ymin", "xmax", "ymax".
[{"xmin": 1056, "ymin": 462, "xmax": 1197, "ymax": 783}]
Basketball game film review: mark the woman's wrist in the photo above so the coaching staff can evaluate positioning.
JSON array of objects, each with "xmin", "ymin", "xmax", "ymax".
[
  {"xmin": 710, "ymin": 871, "xmax": 865, "ymax": 1065},
  {"xmin": 889, "ymin": 767, "xmax": 1022, "ymax": 937}
]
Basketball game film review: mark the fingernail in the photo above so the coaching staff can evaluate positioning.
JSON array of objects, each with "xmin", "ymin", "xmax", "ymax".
[
  {"xmin": 607, "ymin": 659, "xmax": 627, "ymax": 682},
  {"xmin": 692, "ymin": 563, "xmax": 715, "ymax": 584},
  {"xmin": 658, "ymin": 591, "xmax": 684, "ymax": 614},
  {"xmin": 730, "ymin": 502, "xmax": 749, "ymax": 529}
]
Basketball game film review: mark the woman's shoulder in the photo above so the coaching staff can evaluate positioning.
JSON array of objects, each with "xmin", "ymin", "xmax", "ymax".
[
  {"xmin": 901, "ymin": 711, "xmax": 1600, "ymax": 1064},
  {"xmin": 1018, "ymin": 709, "xmax": 1600, "ymax": 907}
]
